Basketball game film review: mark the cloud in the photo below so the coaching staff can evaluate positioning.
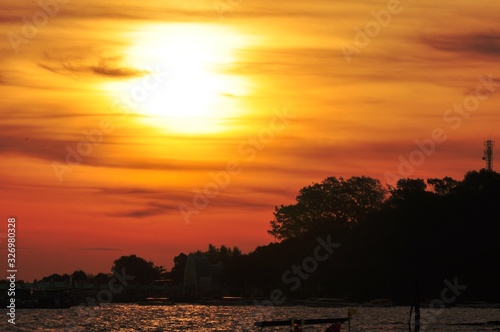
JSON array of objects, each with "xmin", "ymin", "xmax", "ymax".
[
  {"xmin": 96, "ymin": 187, "xmax": 160, "ymax": 196},
  {"xmin": 0, "ymin": 130, "xmax": 94, "ymax": 166},
  {"xmin": 93, "ymin": 184, "xmax": 289, "ymax": 219},
  {"xmin": 423, "ymin": 31, "xmax": 500, "ymax": 57},
  {"xmin": 0, "ymin": 15, "xmax": 25, "ymax": 23},
  {"xmin": 231, "ymin": 47, "xmax": 342, "ymax": 77},
  {"xmin": 39, "ymin": 56, "xmax": 146, "ymax": 78},
  {"xmin": 77, "ymin": 248, "xmax": 123, "ymax": 251},
  {"xmin": 109, "ymin": 197, "xmax": 272, "ymax": 219},
  {"xmin": 108, "ymin": 202, "xmax": 176, "ymax": 219},
  {"xmin": 0, "ymin": 1, "xmax": 201, "ymax": 24},
  {"xmin": 0, "ymin": 119, "xmax": 225, "ymax": 172}
]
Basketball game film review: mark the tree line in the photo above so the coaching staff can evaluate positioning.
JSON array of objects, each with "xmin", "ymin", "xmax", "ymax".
[
  {"xmin": 227, "ymin": 170, "xmax": 500, "ymax": 303},
  {"xmin": 25, "ymin": 169, "xmax": 500, "ymax": 304}
]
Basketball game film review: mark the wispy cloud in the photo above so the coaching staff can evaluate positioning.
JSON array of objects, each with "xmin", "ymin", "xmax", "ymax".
[
  {"xmin": 423, "ymin": 31, "xmax": 500, "ymax": 57},
  {"xmin": 39, "ymin": 56, "xmax": 146, "ymax": 78},
  {"xmin": 77, "ymin": 248, "xmax": 123, "ymax": 251},
  {"xmin": 108, "ymin": 201, "xmax": 178, "ymax": 219}
]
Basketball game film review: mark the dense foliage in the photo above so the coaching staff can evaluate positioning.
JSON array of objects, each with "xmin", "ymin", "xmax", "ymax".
[
  {"xmin": 269, "ymin": 176, "xmax": 386, "ymax": 239},
  {"xmin": 111, "ymin": 254, "xmax": 166, "ymax": 284},
  {"xmin": 223, "ymin": 170, "xmax": 500, "ymax": 303}
]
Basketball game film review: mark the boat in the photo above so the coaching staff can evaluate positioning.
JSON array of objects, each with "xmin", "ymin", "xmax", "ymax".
[
  {"xmin": 136, "ymin": 297, "xmax": 173, "ymax": 306},
  {"xmin": 255, "ymin": 309, "xmax": 356, "ymax": 331},
  {"xmin": 255, "ymin": 317, "xmax": 350, "ymax": 331},
  {"xmin": 361, "ymin": 298, "xmax": 395, "ymax": 307},
  {"xmin": 304, "ymin": 297, "xmax": 358, "ymax": 307}
]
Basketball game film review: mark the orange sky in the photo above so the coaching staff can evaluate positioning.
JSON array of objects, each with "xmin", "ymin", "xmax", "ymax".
[{"xmin": 1, "ymin": 0, "xmax": 499, "ymax": 281}]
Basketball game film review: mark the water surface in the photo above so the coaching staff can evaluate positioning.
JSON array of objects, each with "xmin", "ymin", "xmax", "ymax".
[{"xmin": 2, "ymin": 304, "xmax": 499, "ymax": 331}]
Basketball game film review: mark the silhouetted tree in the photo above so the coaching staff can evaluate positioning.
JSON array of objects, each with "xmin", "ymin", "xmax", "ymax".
[
  {"xmin": 193, "ymin": 244, "xmax": 243, "ymax": 265},
  {"xmin": 170, "ymin": 253, "xmax": 187, "ymax": 285},
  {"xmin": 388, "ymin": 178, "xmax": 427, "ymax": 200},
  {"xmin": 94, "ymin": 272, "xmax": 111, "ymax": 285},
  {"xmin": 71, "ymin": 270, "xmax": 88, "ymax": 282},
  {"xmin": 41, "ymin": 273, "xmax": 70, "ymax": 283},
  {"xmin": 262, "ymin": 171, "xmax": 499, "ymax": 301},
  {"xmin": 111, "ymin": 255, "xmax": 161, "ymax": 285},
  {"xmin": 460, "ymin": 169, "xmax": 500, "ymax": 193},
  {"xmin": 427, "ymin": 177, "xmax": 459, "ymax": 195},
  {"xmin": 269, "ymin": 176, "xmax": 386, "ymax": 240},
  {"xmin": 232, "ymin": 247, "xmax": 242, "ymax": 257},
  {"xmin": 207, "ymin": 244, "xmax": 219, "ymax": 263}
]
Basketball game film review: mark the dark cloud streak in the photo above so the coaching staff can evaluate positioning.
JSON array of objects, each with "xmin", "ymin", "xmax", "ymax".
[
  {"xmin": 423, "ymin": 31, "xmax": 500, "ymax": 57},
  {"xmin": 77, "ymin": 248, "xmax": 123, "ymax": 251},
  {"xmin": 39, "ymin": 59, "xmax": 146, "ymax": 78}
]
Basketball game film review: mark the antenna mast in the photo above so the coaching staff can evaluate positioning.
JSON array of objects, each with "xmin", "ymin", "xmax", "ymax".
[{"xmin": 483, "ymin": 139, "xmax": 495, "ymax": 171}]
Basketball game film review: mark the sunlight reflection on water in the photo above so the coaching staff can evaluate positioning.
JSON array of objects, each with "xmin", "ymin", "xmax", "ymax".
[{"xmin": 2, "ymin": 304, "xmax": 500, "ymax": 331}]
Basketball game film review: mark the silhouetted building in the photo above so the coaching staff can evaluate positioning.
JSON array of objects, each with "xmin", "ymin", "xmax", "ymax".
[{"xmin": 183, "ymin": 254, "xmax": 223, "ymax": 295}]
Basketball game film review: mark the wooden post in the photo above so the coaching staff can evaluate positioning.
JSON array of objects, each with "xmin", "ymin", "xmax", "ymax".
[{"xmin": 415, "ymin": 280, "xmax": 420, "ymax": 332}]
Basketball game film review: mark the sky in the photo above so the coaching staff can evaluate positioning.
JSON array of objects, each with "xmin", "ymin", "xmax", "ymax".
[{"xmin": 0, "ymin": 0, "xmax": 499, "ymax": 281}]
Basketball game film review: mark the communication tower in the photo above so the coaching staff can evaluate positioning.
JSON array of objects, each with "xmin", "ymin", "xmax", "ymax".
[{"xmin": 483, "ymin": 139, "xmax": 495, "ymax": 171}]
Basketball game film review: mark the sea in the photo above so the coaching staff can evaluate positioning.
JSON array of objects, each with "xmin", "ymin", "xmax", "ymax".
[{"xmin": 1, "ymin": 304, "xmax": 499, "ymax": 331}]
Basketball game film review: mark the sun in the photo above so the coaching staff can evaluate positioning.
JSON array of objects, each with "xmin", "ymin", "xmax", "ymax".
[{"xmin": 105, "ymin": 24, "xmax": 252, "ymax": 134}]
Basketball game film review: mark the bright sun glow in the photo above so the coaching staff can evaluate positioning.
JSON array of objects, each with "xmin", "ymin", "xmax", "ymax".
[{"xmin": 105, "ymin": 24, "xmax": 253, "ymax": 134}]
